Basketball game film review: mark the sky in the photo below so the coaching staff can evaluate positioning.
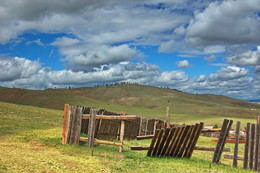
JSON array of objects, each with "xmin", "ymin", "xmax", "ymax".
[{"xmin": 0, "ymin": 0, "xmax": 260, "ymax": 100}]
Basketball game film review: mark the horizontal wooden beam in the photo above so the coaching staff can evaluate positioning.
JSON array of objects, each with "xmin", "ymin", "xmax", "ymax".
[
  {"xmin": 136, "ymin": 135, "xmax": 154, "ymax": 140},
  {"xmin": 224, "ymin": 154, "xmax": 244, "ymax": 161},
  {"xmin": 82, "ymin": 114, "xmax": 137, "ymax": 120},
  {"xmin": 194, "ymin": 146, "xmax": 231, "ymax": 152},
  {"xmin": 79, "ymin": 137, "xmax": 122, "ymax": 146},
  {"xmin": 131, "ymin": 146, "xmax": 150, "ymax": 150}
]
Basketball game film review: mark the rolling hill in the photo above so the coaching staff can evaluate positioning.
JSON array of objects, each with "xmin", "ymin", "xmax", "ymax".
[{"xmin": 0, "ymin": 84, "xmax": 259, "ymax": 120}]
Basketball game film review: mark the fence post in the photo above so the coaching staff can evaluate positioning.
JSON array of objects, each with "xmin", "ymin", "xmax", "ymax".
[
  {"xmin": 166, "ymin": 106, "xmax": 170, "ymax": 128},
  {"xmin": 62, "ymin": 104, "xmax": 70, "ymax": 144},
  {"xmin": 249, "ymin": 124, "xmax": 255, "ymax": 170},
  {"xmin": 88, "ymin": 109, "xmax": 97, "ymax": 148},
  {"xmin": 244, "ymin": 123, "xmax": 251, "ymax": 169},
  {"xmin": 119, "ymin": 120, "xmax": 125, "ymax": 152},
  {"xmin": 254, "ymin": 124, "xmax": 260, "ymax": 171},
  {"xmin": 233, "ymin": 121, "xmax": 240, "ymax": 167}
]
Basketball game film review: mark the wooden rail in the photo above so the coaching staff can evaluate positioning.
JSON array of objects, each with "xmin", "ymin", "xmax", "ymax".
[{"xmin": 82, "ymin": 114, "xmax": 137, "ymax": 120}]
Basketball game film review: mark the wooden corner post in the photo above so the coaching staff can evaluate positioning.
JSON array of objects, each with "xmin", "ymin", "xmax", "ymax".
[
  {"xmin": 166, "ymin": 106, "xmax": 170, "ymax": 128},
  {"xmin": 62, "ymin": 104, "xmax": 70, "ymax": 144}
]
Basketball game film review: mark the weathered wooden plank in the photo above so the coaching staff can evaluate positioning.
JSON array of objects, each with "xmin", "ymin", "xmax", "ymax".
[
  {"xmin": 166, "ymin": 106, "xmax": 170, "ymax": 128},
  {"xmin": 173, "ymin": 125, "xmax": 191, "ymax": 157},
  {"xmin": 249, "ymin": 124, "xmax": 255, "ymax": 170},
  {"xmin": 254, "ymin": 124, "xmax": 260, "ymax": 171},
  {"xmin": 152, "ymin": 129, "xmax": 164, "ymax": 156},
  {"xmin": 212, "ymin": 119, "xmax": 232, "ymax": 163},
  {"xmin": 136, "ymin": 135, "xmax": 154, "ymax": 140},
  {"xmin": 68, "ymin": 106, "xmax": 77, "ymax": 144},
  {"xmin": 82, "ymin": 114, "xmax": 137, "ymax": 120},
  {"xmin": 183, "ymin": 123, "xmax": 199, "ymax": 158},
  {"xmin": 233, "ymin": 121, "xmax": 240, "ymax": 167},
  {"xmin": 119, "ymin": 120, "xmax": 125, "ymax": 152},
  {"xmin": 161, "ymin": 128, "xmax": 176, "ymax": 156},
  {"xmin": 80, "ymin": 137, "xmax": 122, "ymax": 146},
  {"xmin": 73, "ymin": 106, "xmax": 83, "ymax": 145},
  {"xmin": 185, "ymin": 122, "xmax": 204, "ymax": 158},
  {"xmin": 162, "ymin": 128, "xmax": 177, "ymax": 156},
  {"xmin": 62, "ymin": 104, "xmax": 69, "ymax": 144},
  {"xmin": 88, "ymin": 109, "xmax": 97, "ymax": 148},
  {"xmin": 224, "ymin": 154, "xmax": 244, "ymax": 161},
  {"xmin": 177, "ymin": 125, "xmax": 193, "ymax": 157},
  {"xmin": 194, "ymin": 146, "xmax": 230, "ymax": 152},
  {"xmin": 157, "ymin": 128, "xmax": 171, "ymax": 156},
  {"xmin": 147, "ymin": 129, "xmax": 160, "ymax": 156},
  {"xmin": 244, "ymin": 123, "xmax": 251, "ymax": 169},
  {"xmin": 131, "ymin": 146, "xmax": 150, "ymax": 150},
  {"xmin": 169, "ymin": 127, "xmax": 185, "ymax": 157}
]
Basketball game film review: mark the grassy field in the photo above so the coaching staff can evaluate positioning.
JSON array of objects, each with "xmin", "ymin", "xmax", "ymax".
[
  {"xmin": 1, "ymin": 84, "xmax": 260, "ymax": 121},
  {"xmin": 0, "ymin": 101, "xmax": 257, "ymax": 172}
]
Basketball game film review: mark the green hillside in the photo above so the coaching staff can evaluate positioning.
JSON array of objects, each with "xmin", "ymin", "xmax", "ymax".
[{"xmin": 0, "ymin": 84, "xmax": 259, "ymax": 121}]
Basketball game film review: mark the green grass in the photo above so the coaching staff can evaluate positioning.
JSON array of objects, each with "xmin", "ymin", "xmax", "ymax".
[
  {"xmin": 1, "ymin": 84, "xmax": 260, "ymax": 120},
  {"xmin": 0, "ymin": 101, "xmax": 256, "ymax": 172}
]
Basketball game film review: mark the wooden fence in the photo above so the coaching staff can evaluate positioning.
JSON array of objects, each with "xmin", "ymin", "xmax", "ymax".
[
  {"xmin": 131, "ymin": 122, "xmax": 204, "ymax": 158},
  {"xmin": 62, "ymin": 104, "xmax": 137, "ymax": 152},
  {"xmin": 214, "ymin": 118, "xmax": 260, "ymax": 172}
]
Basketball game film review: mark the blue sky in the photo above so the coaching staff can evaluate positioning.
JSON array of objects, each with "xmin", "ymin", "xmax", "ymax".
[{"xmin": 0, "ymin": 0, "xmax": 260, "ymax": 100}]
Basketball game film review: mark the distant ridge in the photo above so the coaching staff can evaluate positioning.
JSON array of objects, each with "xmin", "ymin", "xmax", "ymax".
[{"xmin": 0, "ymin": 84, "xmax": 259, "ymax": 118}]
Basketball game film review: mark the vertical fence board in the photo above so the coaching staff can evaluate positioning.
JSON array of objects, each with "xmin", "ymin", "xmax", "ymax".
[
  {"xmin": 73, "ymin": 106, "xmax": 83, "ymax": 145},
  {"xmin": 233, "ymin": 121, "xmax": 240, "ymax": 167},
  {"xmin": 244, "ymin": 123, "xmax": 251, "ymax": 169},
  {"xmin": 88, "ymin": 109, "xmax": 97, "ymax": 148},
  {"xmin": 254, "ymin": 124, "xmax": 260, "ymax": 171},
  {"xmin": 249, "ymin": 124, "xmax": 255, "ymax": 170}
]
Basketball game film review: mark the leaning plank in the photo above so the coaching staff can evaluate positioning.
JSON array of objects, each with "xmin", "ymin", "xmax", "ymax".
[
  {"xmin": 185, "ymin": 122, "xmax": 204, "ymax": 158},
  {"xmin": 212, "ymin": 119, "xmax": 232, "ymax": 163},
  {"xmin": 161, "ymin": 128, "xmax": 176, "ymax": 156},
  {"xmin": 80, "ymin": 137, "xmax": 122, "ymax": 146},
  {"xmin": 136, "ymin": 135, "xmax": 154, "ymax": 140},
  {"xmin": 224, "ymin": 154, "xmax": 244, "ymax": 161},
  {"xmin": 82, "ymin": 114, "xmax": 136, "ymax": 120},
  {"xmin": 157, "ymin": 128, "xmax": 171, "ymax": 156},
  {"xmin": 177, "ymin": 125, "xmax": 193, "ymax": 157},
  {"xmin": 147, "ymin": 129, "xmax": 160, "ymax": 156},
  {"xmin": 174, "ymin": 125, "xmax": 191, "ymax": 157},
  {"xmin": 152, "ymin": 129, "xmax": 164, "ymax": 156}
]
